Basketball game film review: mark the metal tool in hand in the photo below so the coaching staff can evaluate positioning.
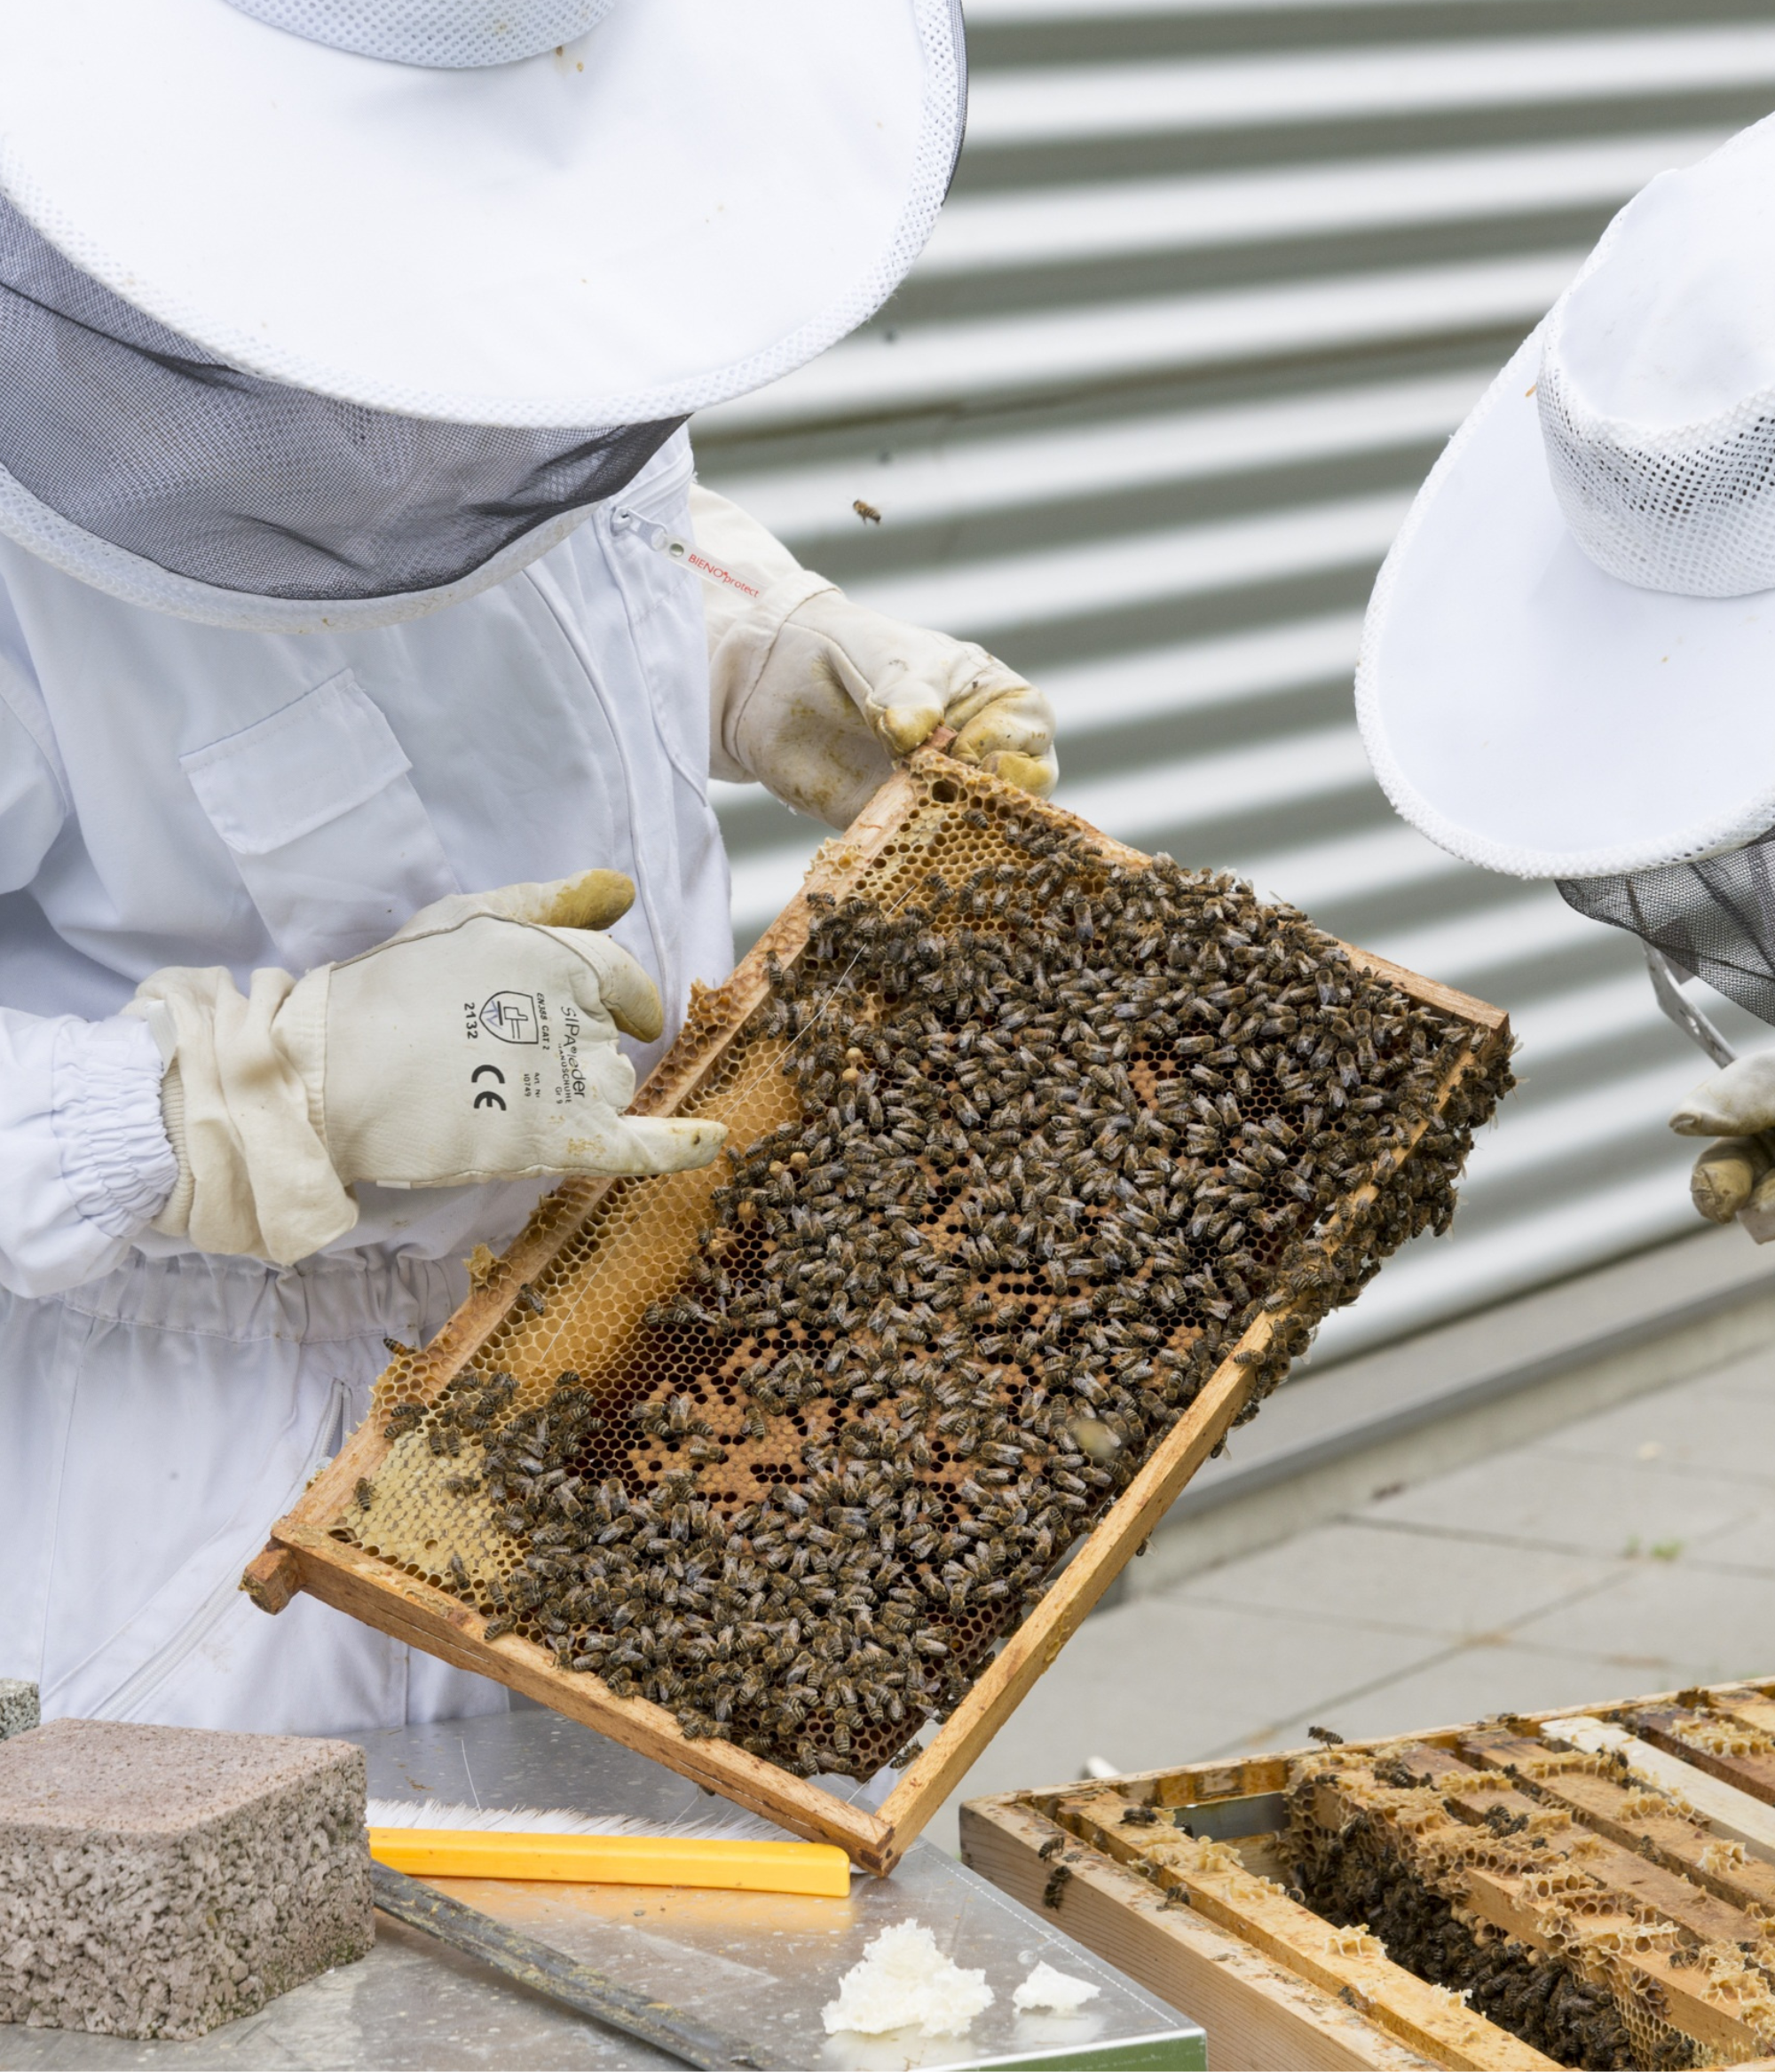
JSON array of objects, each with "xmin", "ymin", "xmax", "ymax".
[{"xmin": 1645, "ymin": 946, "xmax": 1775, "ymax": 1242}]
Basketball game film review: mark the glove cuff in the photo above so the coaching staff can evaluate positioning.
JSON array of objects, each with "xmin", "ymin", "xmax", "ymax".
[
  {"xmin": 130, "ymin": 963, "xmax": 356, "ymax": 1264},
  {"xmin": 276, "ymin": 965, "xmax": 333, "ymax": 1147},
  {"xmin": 708, "ymin": 565, "xmax": 835, "ymax": 785},
  {"xmin": 151, "ymin": 1058, "xmax": 198, "ymax": 1238}
]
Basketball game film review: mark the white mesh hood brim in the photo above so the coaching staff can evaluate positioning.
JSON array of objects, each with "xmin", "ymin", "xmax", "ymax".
[
  {"xmin": 226, "ymin": 0, "xmax": 615, "ymax": 68},
  {"xmin": 0, "ymin": 455, "xmax": 596, "ymax": 633},
  {"xmin": 1358, "ymin": 326, "xmax": 1775, "ymax": 882},
  {"xmin": 0, "ymin": 0, "xmax": 963, "ymax": 428}
]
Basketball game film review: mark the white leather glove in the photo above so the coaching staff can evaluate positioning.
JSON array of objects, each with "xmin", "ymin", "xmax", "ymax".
[
  {"xmin": 692, "ymin": 485, "xmax": 1058, "ymax": 829},
  {"xmin": 126, "ymin": 871, "xmax": 725, "ymax": 1266},
  {"xmin": 1669, "ymin": 1052, "xmax": 1775, "ymax": 1222}
]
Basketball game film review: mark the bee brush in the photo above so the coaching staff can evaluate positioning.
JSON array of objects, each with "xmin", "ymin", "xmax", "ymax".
[{"xmin": 367, "ymin": 1794, "xmax": 852, "ymax": 1898}]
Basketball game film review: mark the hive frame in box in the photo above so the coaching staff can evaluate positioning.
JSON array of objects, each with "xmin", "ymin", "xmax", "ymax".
[
  {"xmin": 959, "ymin": 1677, "xmax": 1775, "ymax": 2071},
  {"xmin": 243, "ymin": 749, "xmax": 1508, "ymax": 1876}
]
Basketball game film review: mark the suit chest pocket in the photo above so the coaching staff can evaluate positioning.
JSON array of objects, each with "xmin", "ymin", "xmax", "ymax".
[{"xmin": 180, "ymin": 670, "xmax": 459, "ymax": 969}]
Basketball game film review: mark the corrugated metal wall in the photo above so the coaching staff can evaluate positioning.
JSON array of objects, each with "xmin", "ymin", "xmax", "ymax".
[{"xmin": 692, "ymin": 0, "xmax": 1775, "ymax": 1367}]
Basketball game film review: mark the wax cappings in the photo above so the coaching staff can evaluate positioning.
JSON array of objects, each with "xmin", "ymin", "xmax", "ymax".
[
  {"xmin": 821, "ymin": 1921, "xmax": 994, "ymax": 2037},
  {"xmin": 1013, "ymin": 1960, "xmax": 1101, "ymax": 2014}
]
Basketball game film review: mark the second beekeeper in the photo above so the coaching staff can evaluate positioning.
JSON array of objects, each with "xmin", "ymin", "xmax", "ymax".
[
  {"xmin": 1353, "ymin": 113, "xmax": 1775, "ymax": 1233},
  {"xmin": 0, "ymin": 0, "xmax": 1056, "ymax": 1734}
]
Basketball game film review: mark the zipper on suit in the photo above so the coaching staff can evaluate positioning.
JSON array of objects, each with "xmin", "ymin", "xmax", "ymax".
[{"xmin": 609, "ymin": 505, "xmax": 761, "ymax": 603}]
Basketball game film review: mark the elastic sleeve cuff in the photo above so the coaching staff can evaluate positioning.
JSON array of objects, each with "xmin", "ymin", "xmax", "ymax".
[{"xmin": 52, "ymin": 1015, "xmax": 178, "ymax": 1239}]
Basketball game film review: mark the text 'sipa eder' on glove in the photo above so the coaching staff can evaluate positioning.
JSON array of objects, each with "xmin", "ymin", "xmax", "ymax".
[
  {"xmin": 130, "ymin": 872, "xmax": 726, "ymax": 1266},
  {"xmin": 316, "ymin": 912, "xmax": 723, "ymax": 1188}
]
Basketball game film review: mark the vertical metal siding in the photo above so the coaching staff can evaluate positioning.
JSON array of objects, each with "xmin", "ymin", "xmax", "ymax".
[{"xmin": 691, "ymin": 0, "xmax": 1775, "ymax": 1365}]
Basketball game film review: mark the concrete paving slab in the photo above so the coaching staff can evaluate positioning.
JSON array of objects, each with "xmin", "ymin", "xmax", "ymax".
[
  {"xmin": 924, "ymin": 1591, "xmax": 1440, "ymax": 1856},
  {"xmin": 1505, "ymin": 1557, "xmax": 1775, "ymax": 1684},
  {"xmin": 1671, "ymin": 1511, "xmax": 1775, "ymax": 1578},
  {"xmin": 1529, "ymin": 1357, "xmax": 1775, "ymax": 1487},
  {"xmin": 1361, "ymin": 1446, "xmax": 1764, "ymax": 1559},
  {"xmin": 1165, "ymin": 1518, "xmax": 1621, "ymax": 1641},
  {"xmin": 1667, "ymin": 1347, "xmax": 1775, "ymax": 1404}
]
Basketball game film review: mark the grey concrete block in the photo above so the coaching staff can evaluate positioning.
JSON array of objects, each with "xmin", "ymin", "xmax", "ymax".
[
  {"xmin": 0, "ymin": 1681, "xmax": 36, "ymax": 1741},
  {"xmin": 0, "ymin": 1719, "xmax": 373, "ymax": 2041}
]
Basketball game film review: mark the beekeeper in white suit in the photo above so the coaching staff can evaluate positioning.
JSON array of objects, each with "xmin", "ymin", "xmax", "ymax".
[
  {"xmin": 1356, "ymin": 112, "xmax": 1775, "ymax": 1234},
  {"xmin": 0, "ymin": 0, "xmax": 1056, "ymax": 1734}
]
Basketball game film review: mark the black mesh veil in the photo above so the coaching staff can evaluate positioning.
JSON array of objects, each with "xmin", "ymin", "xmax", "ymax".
[
  {"xmin": 1558, "ymin": 828, "xmax": 1775, "ymax": 1027},
  {"xmin": 0, "ymin": 190, "xmax": 682, "ymax": 605}
]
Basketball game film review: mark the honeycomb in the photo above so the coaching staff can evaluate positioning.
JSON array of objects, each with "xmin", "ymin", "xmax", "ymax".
[
  {"xmin": 1665, "ymin": 1716, "xmax": 1775, "ymax": 1764},
  {"xmin": 335, "ymin": 761, "xmax": 1511, "ymax": 1782}
]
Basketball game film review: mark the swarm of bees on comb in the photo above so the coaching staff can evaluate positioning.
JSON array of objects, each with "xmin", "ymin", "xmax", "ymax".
[
  {"xmin": 1289, "ymin": 1761, "xmax": 1640, "ymax": 2067},
  {"xmin": 1284, "ymin": 1739, "xmax": 1775, "ymax": 2070},
  {"xmin": 365, "ymin": 805, "xmax": 1510, "ymax": 1781}
]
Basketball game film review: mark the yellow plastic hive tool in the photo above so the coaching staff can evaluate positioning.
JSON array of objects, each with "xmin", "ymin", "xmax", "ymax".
[{"xmin": 367, "ymin": 1826, "xmax": 852, "ymax": 1897}]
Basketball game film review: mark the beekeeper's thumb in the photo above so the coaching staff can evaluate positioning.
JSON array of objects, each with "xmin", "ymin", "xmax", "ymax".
[{"xmin": 1669, "ymin": 1050, "xmax": 1775, "ymax": 1136}]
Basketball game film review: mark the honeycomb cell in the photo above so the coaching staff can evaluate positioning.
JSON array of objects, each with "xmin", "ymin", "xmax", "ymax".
[{"xmin": 342, "ymin": 765, "xmax": 1511, "ymax": 1783}]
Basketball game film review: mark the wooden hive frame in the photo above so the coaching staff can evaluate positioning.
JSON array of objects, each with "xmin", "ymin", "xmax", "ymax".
[
  {"xmin": 960, "ymin": 1677, "xmax": 1775, "ymax": 2070},
  {"xmin": 243, "ymin": 748, "xmax": 1508, "ymax": 1876}
]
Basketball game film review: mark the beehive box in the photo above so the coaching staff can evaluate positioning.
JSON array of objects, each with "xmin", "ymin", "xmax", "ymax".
[
  {"xmin": 961, "ymin": 1679, "xmax": 1775, "ymax": 2070},
  {"xmin": 245, "ymin": 749, "xmax": 1510, "ymax": 1874}
]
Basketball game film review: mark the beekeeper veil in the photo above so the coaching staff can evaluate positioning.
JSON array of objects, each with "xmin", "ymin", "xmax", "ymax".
[
  {"xmin": 0, "ymin": 0, "xmax": 966, "ymax": 632},
  {"xmin": 1355, "ymin": 113, "xmax": 1775, "ymax": 1027}
]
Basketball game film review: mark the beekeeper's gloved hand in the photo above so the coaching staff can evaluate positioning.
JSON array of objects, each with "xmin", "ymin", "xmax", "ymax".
[
  {"xmin": 123, "ymin": 871, "xmax": 725, "ymax": 1268},
  {"xmin": 691, "ymin": 485, "xmax": 1057, "ymax": 829},
  {"xmin": 1669, "ymin": 1052, "xmax": 1775, "ymax": 1222}
]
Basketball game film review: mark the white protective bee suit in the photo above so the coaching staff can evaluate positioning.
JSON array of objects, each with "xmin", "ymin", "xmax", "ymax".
[
  {"xmin": 0, "ymin": 0, "xmax": 1055, "ymax": 1735},
  {"xmin": 0, "ymin": 436, "xmax": 732, "ymax": 1730}
]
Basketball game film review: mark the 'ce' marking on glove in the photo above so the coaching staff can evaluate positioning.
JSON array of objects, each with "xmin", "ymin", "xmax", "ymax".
[{"xmin": 471, "ymin": 1063, "xmax": 507, "ymax": 1111}]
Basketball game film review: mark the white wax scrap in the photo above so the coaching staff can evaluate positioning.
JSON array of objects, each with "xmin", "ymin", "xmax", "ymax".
[
  {"xmin": 821, "ymin": 1921, "xmax": 996, "ymax": 2037},
  {"xmin": 1014, "ymin": 1960, "xmax": 1103, "ymax": 2015}
]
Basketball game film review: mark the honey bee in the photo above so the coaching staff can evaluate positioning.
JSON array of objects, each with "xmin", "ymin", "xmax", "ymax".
[{"xmin": 852, "ymin": 500, "xmax": 883, "ymax": 525}]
